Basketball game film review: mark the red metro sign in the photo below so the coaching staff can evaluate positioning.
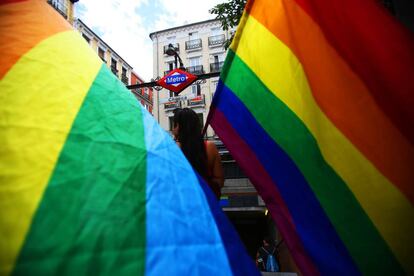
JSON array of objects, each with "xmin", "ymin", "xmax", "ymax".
[{"xmin": 157, "ymin": 68, "xmax": 197, "ymax": 94}]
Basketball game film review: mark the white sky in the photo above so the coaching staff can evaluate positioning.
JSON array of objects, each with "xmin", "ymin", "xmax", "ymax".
[{"xmin": 76, "ymin": 0, "xmax": 223, "ymax": 81}]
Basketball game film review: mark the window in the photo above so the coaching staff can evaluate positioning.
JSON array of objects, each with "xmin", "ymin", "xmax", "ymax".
[
  {"xmin": 98, "ymin": 47, "xmax": 105, "ymax": 61},
  {"xmin": 111, "ymin": 58, "xmax": 118, "ymax": 75},
  {"xmin": 169, "ymin": 116, "xmax": 175, "ymax": 131},
  {"xmin": 192, "ymin": 84, "xmax": 201, "ymax": 96},
  {"xmin": 48, "ymin": 0, "xmax": 68, "ymax": 17},
  {"xmin": 189, "ymin": 57, "xmax": 201, "ymax": 67},
  {"xmin": 82, "ymin": 33, "xmax": 90, "ymax": 44},
  {"xmin": 189, "ymin": 32, "xmax": 199, "ymax": 39},
  {"xmin": 197, "ymin": 113, "xmax": 204, "ymax": 127},
  {"xmin": 167, "ymin": 36, "xmax": 176, "ymax": 44},
  {"xmin": 164, "ymin": 62, "xmax": 175, "ymax": 75},
  {"xmin": 188, "ymin": 57, "xmax": 203, "ymax": 74},
  {"xmin": 111, "ymin": 58, "xmax": 117, "ymax": 68},
  {"xmin": 213, "ymin": 55, "xmax": 219, "ymax": 64},
  {"xmin": 169, "ymin": 90, "xmax": 175, "ymax": 97},
  {"xmin": 211, "ymin": 27, "xmax": 221, "ymax": 36}
]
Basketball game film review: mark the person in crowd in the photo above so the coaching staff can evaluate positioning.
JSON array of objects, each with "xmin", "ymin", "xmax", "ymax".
[
  {"xmin": 172, "ymin": 108, "xmax": 224, "ymax": 199},
  {"xmin": 256, "ymin": 236, "xmax": 280, "ymax": 272}
]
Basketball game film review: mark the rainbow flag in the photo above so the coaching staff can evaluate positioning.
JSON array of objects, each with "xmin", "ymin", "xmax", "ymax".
[
  {"xmin": 207, "ymin": 0, "xmax": 414, "ymax": 275},
  {"xmin": 0, "ymin": 1, "xmax": 259, "ymax": 275}
]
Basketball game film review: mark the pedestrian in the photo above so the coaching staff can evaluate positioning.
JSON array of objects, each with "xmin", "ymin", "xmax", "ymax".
[
  {"xmin": 172, "ymin": 108, "xmax": 224, "ymax": 198},
  {"xmin": 256, "ymin": 236, "xmax": 280, "ymax": 272}
]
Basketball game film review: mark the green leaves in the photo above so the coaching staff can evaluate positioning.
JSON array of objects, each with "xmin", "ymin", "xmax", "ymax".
[{"xmin": 210, "ymin": 0, "xmax": 247, "ymax": 49}]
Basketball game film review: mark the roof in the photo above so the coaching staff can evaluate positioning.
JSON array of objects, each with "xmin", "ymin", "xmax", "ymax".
[{"xmin": 149, "ymin": 18, "xmax": 220, "ymax": 39}]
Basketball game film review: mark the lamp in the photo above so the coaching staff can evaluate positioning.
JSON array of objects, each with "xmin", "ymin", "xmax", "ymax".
[{"xmin": 166, "ymin": 43, "xmax": 185, "ymax": 70}]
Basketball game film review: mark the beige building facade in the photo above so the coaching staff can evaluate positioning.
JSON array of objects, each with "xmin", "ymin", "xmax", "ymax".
[{"xmin": 150, "ymin": 19, "xmax": 233, "ymax": 137}]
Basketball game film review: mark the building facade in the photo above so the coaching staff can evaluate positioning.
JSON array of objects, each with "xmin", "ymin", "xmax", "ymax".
[
  {"xmin": 73, "ymin": 19, "xmax": 133, "ymax": 86},
  {"xmin": 149, "ymin": 19, "xmax": 231, "ymax": 137},
  {"xmin": 150, "ymin": 20, "xmax": 299, "ymax": 273},
  {"xmin": 131, "ymin": 71, "xmax": 154, "ymax": 114}
]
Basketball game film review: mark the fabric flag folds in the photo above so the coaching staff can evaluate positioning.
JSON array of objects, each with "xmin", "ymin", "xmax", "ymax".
[
  {"xmin": 207, "ymin": 0, "xmax": 414, "ymax": 275},
  {"xmin": 0, "ymin": 1, "xmax": 259, "ymax": 275}
]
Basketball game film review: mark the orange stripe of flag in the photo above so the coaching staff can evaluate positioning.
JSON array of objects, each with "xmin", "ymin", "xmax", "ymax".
[{"xmin": 0, "ymin": 0, "xmax": 70, "ymax": 78}]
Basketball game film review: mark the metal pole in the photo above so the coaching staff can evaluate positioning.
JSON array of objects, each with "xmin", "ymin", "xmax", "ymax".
[{"xmin": 156, "ymin": 35, "xmax": 160, "ymax": 123}]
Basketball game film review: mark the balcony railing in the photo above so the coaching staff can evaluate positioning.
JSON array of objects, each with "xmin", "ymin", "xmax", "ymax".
[
  {"xmin": 47, "ymin": 0, "xmax": 68, "ymax": 18},
  {"xmin": 187, "ymin": 65, "xmax": 204, "ymax": 75},
  {"xmin": 185, "ymin": 39, "xmax": 202, "ymax": 50},
  {"xmin": 208, "ymin": 34, "xmax": 225, "ymax": 47},
  {"xmin": 163, "ymin": 43, "xmax": 180, "ymax": 54},
  {"xmin": 187, "ymin": 95, "xmax": 205, "ymax": 107},
  {"xmin": 132, "ymin": 89, "xmax": 152, "ymax": 104},
  {"xmin": 121, "ymin": 75, "xmax": 129, "ymax": 85},
  {"xmin": 111, "ymin": 66, "xmax": 118, "ymax": 76},
  {"xmin": 210, "ymin": 61, "xmax": 224, "ymax": 73},
  {"xmin": 143, "ymin": 92, "xmax": 151, "ymax": 101},
  {"xmin": 164, "ymin": 100, "xmax": 181, "ymax": 110}
]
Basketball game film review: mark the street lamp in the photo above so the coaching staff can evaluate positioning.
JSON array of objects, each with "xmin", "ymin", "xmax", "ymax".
[{"xmin": 166, "ymin": 43, "xmax": 185, "ymax": 70}]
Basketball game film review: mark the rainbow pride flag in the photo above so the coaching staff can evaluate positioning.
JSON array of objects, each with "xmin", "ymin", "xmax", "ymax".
[
  {"xmin": 207, "ymin": 0, "xmax": 414, "ymax": 275},
  {"xmin": 0, "ymin": 1, "xmax": 259, "ymax": 275}
]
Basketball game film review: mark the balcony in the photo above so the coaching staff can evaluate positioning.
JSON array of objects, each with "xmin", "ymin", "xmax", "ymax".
[
  {"xmin": 132, "ymin": 89, "xmax": 152, "ymax": 104},
  {"xmin": 185, "ymin": 39, "xmax": 202, "ymax": 51},
  {"xmin": 187, "ymin": 65, "xmax": 204, "ymax": 75},
  {"xmin": 142, "ymin": 92, "xmax": 151, "ymax": 101},
  {"xmin": 163, "ymin": 43, "xmax": 180, "ymax": 54},
  {"xmin": 164, "ymin": 100, "xmax": 181, "ymax": 110},
  {"xmin": 121, "ymin": 75, "xmax": 129, "ymax": 85},
  {"xmin": 187, "ymin": 95, "xmax": 205, "ymax": 107},
  {"xmin": 208, "ymin": 34, "xmax": 225, "ymax": 47},
  {"xmin": 111, "ymin": 66, "xmax": 118, "ymax": 76},
  {"xmin": 210, "ymin": 61, "xmax": 224, "ymax": 73},
  {"xmin": 47, "ymin": 0, "xmax": 68, "ymax": 18}
]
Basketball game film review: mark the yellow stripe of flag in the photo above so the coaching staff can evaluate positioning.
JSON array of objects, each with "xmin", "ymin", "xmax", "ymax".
[{"xmin": 0, "ymin": 30, "xmax": 101, "ymax": 275}]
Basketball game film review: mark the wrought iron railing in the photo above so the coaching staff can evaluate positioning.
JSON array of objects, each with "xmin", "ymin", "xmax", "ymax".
[
  {"xmin": 187, "ymin": 65, "xmax": 204, "ymax": 75},
  {"xmin": 121, "ymin": 75, "xmax": 129, "ymax": 85},
  {"xmin": 185, "ymin": 39, "xmax": 202, "ymax": 50},
  {"xmin": 210, "ymin": 61, "xmax": 224, "ymax": 73},
  {"xmin": 208, "ymin": 34, "xmax": 225, "ymax": 47}
]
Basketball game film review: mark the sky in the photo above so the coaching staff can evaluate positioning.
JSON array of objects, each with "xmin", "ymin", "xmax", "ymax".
[{"xmin": 76, "ymin": 0, "xmax": 223, "ymax": 81}]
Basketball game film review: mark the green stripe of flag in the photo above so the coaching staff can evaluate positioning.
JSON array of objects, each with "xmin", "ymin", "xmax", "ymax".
[{"xmin": 14, "ymin": 65, "xmax": 147, "ymax": 275}]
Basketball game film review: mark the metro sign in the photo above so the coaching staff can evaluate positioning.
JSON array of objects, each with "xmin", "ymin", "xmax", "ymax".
[{"xmin": 157, "ymin": 68, "xmax": 197, "ymax": 94}]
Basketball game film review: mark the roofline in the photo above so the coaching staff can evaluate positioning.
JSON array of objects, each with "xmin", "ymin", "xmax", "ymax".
[
  {"xmin": 75, "ymin": 18, "xmax": 134, "ymax": 69},
  {"xmin": 149, "ymin": 18, "xmax": 219, "ymax": 39}
]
